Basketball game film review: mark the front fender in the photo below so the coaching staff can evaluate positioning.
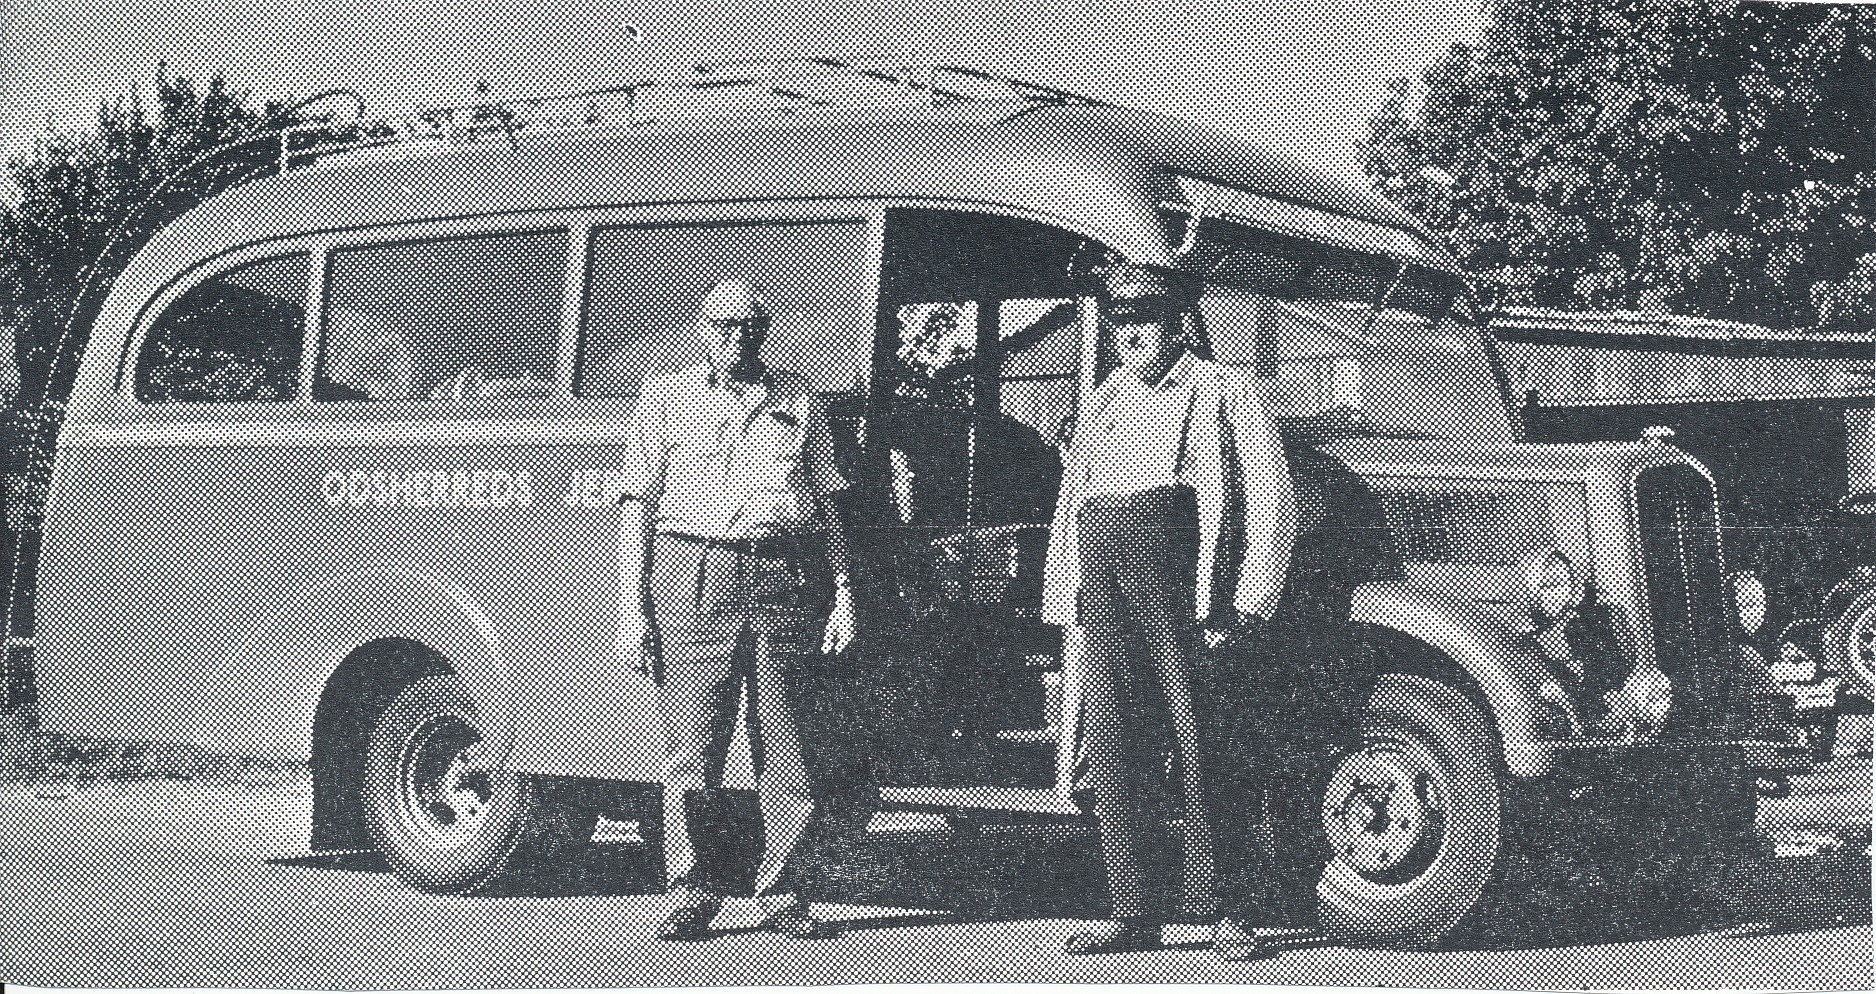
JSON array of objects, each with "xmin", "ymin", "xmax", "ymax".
[
  {"xmin": 205, "ymin": 567, "xmax": 512, "ymax": 764},
  {"xmin": 1350, "ymin": 580, "xmax": 1557, "ymax": 778}
]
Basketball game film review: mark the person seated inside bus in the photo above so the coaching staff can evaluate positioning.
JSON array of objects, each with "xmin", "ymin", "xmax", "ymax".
[
  {"xmin": 318, "ymin": 310, "xmax": 555, "ymax": 401},
  {"xmin": 881, "ymin": 298, "xmax": 1065, "ymax": 523},
  {"xmin": 317, "ymin": 308, "xmax": 418, "ymax": 401},
  {"xmin": 866, "ymin": 299, "xmax": 1064, "ymax": 610}
]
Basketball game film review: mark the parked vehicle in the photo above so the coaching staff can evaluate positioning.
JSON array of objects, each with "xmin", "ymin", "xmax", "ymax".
[
  {"xmin": 1818, "ymin": 566, "xmax": 1876, "ymax": 704},
  {"xmin": 19, "ymin": 61, "xmax": 1812, "ymax": 948},
  {"xmin": 1767, "ymin": 565, "xmax": 1876, "ymax": 762}
]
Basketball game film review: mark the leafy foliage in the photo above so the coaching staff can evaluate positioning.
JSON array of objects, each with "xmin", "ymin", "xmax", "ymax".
[
  {"xmin": 1362, "ymin": 0, "xmax": 1876, "ymax": 331},
  {"xmin": 0, "ymin": 70, "xmax": 294, "ymax": 408}
]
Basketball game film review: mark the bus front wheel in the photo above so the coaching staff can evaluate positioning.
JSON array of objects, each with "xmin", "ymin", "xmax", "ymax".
[
  {"xmin": 1312, "ymin": 672, "xmax": 1502, "ymax": 949},
  {"xmin": 363, "ymin": 673, "xmax": 593, "ymax": 894}
]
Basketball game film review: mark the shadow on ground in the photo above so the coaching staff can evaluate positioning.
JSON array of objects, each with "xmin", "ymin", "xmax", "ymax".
[
  {"xmin": 271, "ymin": 814, "xmax": 1869, "ymax": 953},
  {"xmin": 1455, "ymin": 850, "xmax": 1871, "ymax": 951},
  {"xmin": 272, "ymin": 841, "xmax": 668, "ymax": 899}
]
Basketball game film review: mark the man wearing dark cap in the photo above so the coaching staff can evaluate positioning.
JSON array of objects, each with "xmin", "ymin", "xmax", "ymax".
[{"xmin": 1041, "ymin": 259, "xmax": 1297, "ymax": 958}]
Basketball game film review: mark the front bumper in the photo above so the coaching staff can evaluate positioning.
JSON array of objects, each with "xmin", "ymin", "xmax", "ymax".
[{"xmin": 1528, "ymin": 736, "xmax": 1815, "ymax": 780}]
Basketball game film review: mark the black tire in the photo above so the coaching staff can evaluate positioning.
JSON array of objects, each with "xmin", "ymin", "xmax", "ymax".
[
  {"xmin": 363, "ymin": 673, "xmax": 593, "ymax": 894},
  {"xmin": 1310, "ymin": 673, "xmax": 1502, "ymax": 949}
]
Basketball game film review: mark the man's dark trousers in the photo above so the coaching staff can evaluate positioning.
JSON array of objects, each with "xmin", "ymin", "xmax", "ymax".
[{"xmin": 1076, "ymin": 485, "xmax": 1218, "ymax": 919}]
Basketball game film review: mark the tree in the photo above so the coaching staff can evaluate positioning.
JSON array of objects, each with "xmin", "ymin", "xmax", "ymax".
[
  {"xmin": 1361, "ymin": 0, "xmax": 1876, "ymax": 331},
  {"xmin": 1, "ymin": 68, "xmax": 296, "ymax": 411}
]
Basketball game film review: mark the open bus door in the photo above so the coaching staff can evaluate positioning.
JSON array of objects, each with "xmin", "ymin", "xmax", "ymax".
[{"xmin": 825, "ymin": 208, "xmax": 1088, "ymax": 791}]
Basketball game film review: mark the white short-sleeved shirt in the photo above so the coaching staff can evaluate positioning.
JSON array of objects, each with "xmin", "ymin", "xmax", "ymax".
[{"xmin": 621, "ymin": 363, "xmax": 847, "ymax": 540}]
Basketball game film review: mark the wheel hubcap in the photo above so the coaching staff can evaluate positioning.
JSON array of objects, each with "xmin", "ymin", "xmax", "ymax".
[
  {"xmin": 399, "ymin": 717, "xmax": 492, "ymax": 848},
  {"xmin": 1321, "ymin": 741, "xmax": 1445, "ymax": 883}
]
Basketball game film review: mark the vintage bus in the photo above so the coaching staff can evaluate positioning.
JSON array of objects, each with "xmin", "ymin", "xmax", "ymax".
[{"xmin": 25, "ymin": 62, "xmax": 1810, "ymax": 948}]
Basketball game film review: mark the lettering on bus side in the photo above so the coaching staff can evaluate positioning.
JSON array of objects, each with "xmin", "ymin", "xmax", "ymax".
[
  {"xmin": 318, "ymin": 469, "xmax": 536, "ymax": 508},
  {"xmin": 561, "ymin": 469, "xmax": 636, "ymax": 508}
]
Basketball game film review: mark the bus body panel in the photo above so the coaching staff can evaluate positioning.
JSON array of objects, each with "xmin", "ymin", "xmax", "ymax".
[{"xmin": 37, "ymin": 413, "xmax": 668, "ymax": 777}]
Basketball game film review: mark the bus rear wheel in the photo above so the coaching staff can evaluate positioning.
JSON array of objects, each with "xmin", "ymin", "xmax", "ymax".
[{"xmin": 364, "ymin": 673, "xmax": 593, "ymax": 894}]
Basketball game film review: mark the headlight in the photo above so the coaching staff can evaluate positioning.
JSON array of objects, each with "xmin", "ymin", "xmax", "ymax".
[
  {"xmin": 1727, "ymin": 571, "xmax": 1767, "ymax": 638},
  {"xmin": 1520, "ymin": 549, "xmax": 1582, "ymax": 626},
  {"xmin": 1605, "ymin": 665, "xmax": 1673, "ymax": 737}
]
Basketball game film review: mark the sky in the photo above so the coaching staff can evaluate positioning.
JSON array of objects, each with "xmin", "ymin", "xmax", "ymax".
[{"xmin": 0, "ymin": 0, "xmax": 1489, "ymax": 186}]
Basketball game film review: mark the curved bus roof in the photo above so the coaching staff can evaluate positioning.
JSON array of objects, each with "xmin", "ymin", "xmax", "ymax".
[{"xmin": 90, "ymin": 95, "xmax": 1464, "ymax": 375}]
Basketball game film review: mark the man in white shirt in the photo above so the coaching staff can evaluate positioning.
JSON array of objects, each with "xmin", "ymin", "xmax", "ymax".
[
  {"xmin": 614, "ymin": 279, "xmax": 858, "ymax": 942},
  {"xmin": 1042, "ymin": 259, "xmax": 1297, "ymax": 959}
]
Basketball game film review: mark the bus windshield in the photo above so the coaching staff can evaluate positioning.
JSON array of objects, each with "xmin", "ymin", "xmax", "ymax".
[{"xmin": 1195, "ymin": 234, "xmax": 1515, "ymax": 443}]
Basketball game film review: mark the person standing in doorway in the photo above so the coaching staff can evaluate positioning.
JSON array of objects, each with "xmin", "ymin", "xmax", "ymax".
[
  {"xmin": 1041, "ymin": 258, "xmax": 1297, "ymax": 959},
  {"xmin": 614, "ymin": 278, "xmax": 859, "ymax": 941}
]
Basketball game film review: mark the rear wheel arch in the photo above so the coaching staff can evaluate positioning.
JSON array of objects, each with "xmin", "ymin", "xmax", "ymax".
[
  {"xmin": 201, "ymin": 566, "xmax": 514, "ymax": 764},
  {"xmin": 310, "ymin": 639, "xmax": 451, "ymax": 851}
]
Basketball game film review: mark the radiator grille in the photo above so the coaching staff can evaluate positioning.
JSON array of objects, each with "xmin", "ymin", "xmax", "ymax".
[
  {"xmin": 1634, "ymin": 465, "xmax": 1733, "ymax": 733},
  {"xmin": 1373, "ymin": 482, "xmax": 1569, "ymax": 565}
]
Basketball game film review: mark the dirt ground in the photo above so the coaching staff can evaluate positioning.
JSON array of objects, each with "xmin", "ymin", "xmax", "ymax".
[{"xmin": 0, "ymin": 757, "xmax": 1867, "ymax": 989}]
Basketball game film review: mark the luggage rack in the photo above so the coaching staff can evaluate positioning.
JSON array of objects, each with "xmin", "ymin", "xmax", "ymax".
[{"xmin": 278, "ymin": 59, "xmax": 1110, "ymax": 171}]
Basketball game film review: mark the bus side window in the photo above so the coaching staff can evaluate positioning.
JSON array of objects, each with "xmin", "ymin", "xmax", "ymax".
[
  {"xmin": 317, "ymin": 230, "xmax": 568, "ymax": 402},
  {"xmin": 133, "ymin": 254, "xmax": 309, "ymax": 403},
  {"xmin": 577, "ymin": 220, "xmax": 873, "ymax": 399}
]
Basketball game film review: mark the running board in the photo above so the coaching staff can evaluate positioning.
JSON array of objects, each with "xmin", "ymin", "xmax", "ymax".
[{"xmin": 878, "ymin": 785, "xmax": 1088, "ymax": 823}]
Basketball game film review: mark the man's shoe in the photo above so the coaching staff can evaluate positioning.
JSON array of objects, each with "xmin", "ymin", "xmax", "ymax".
[
  {"xmin": 1211, "ymin": 917, "xmax": 1273, "ymax": 962},
  {"xmin": 657, "ymin": 886, "xmax": 723, "ymax": 942},
  {"xmin": 1064, "ymin": 918, "xmax": 1162, "ymax": 955},
  {"xmin": 758, "ymin": 894, "xmax": 839, "ymax": 940}
]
